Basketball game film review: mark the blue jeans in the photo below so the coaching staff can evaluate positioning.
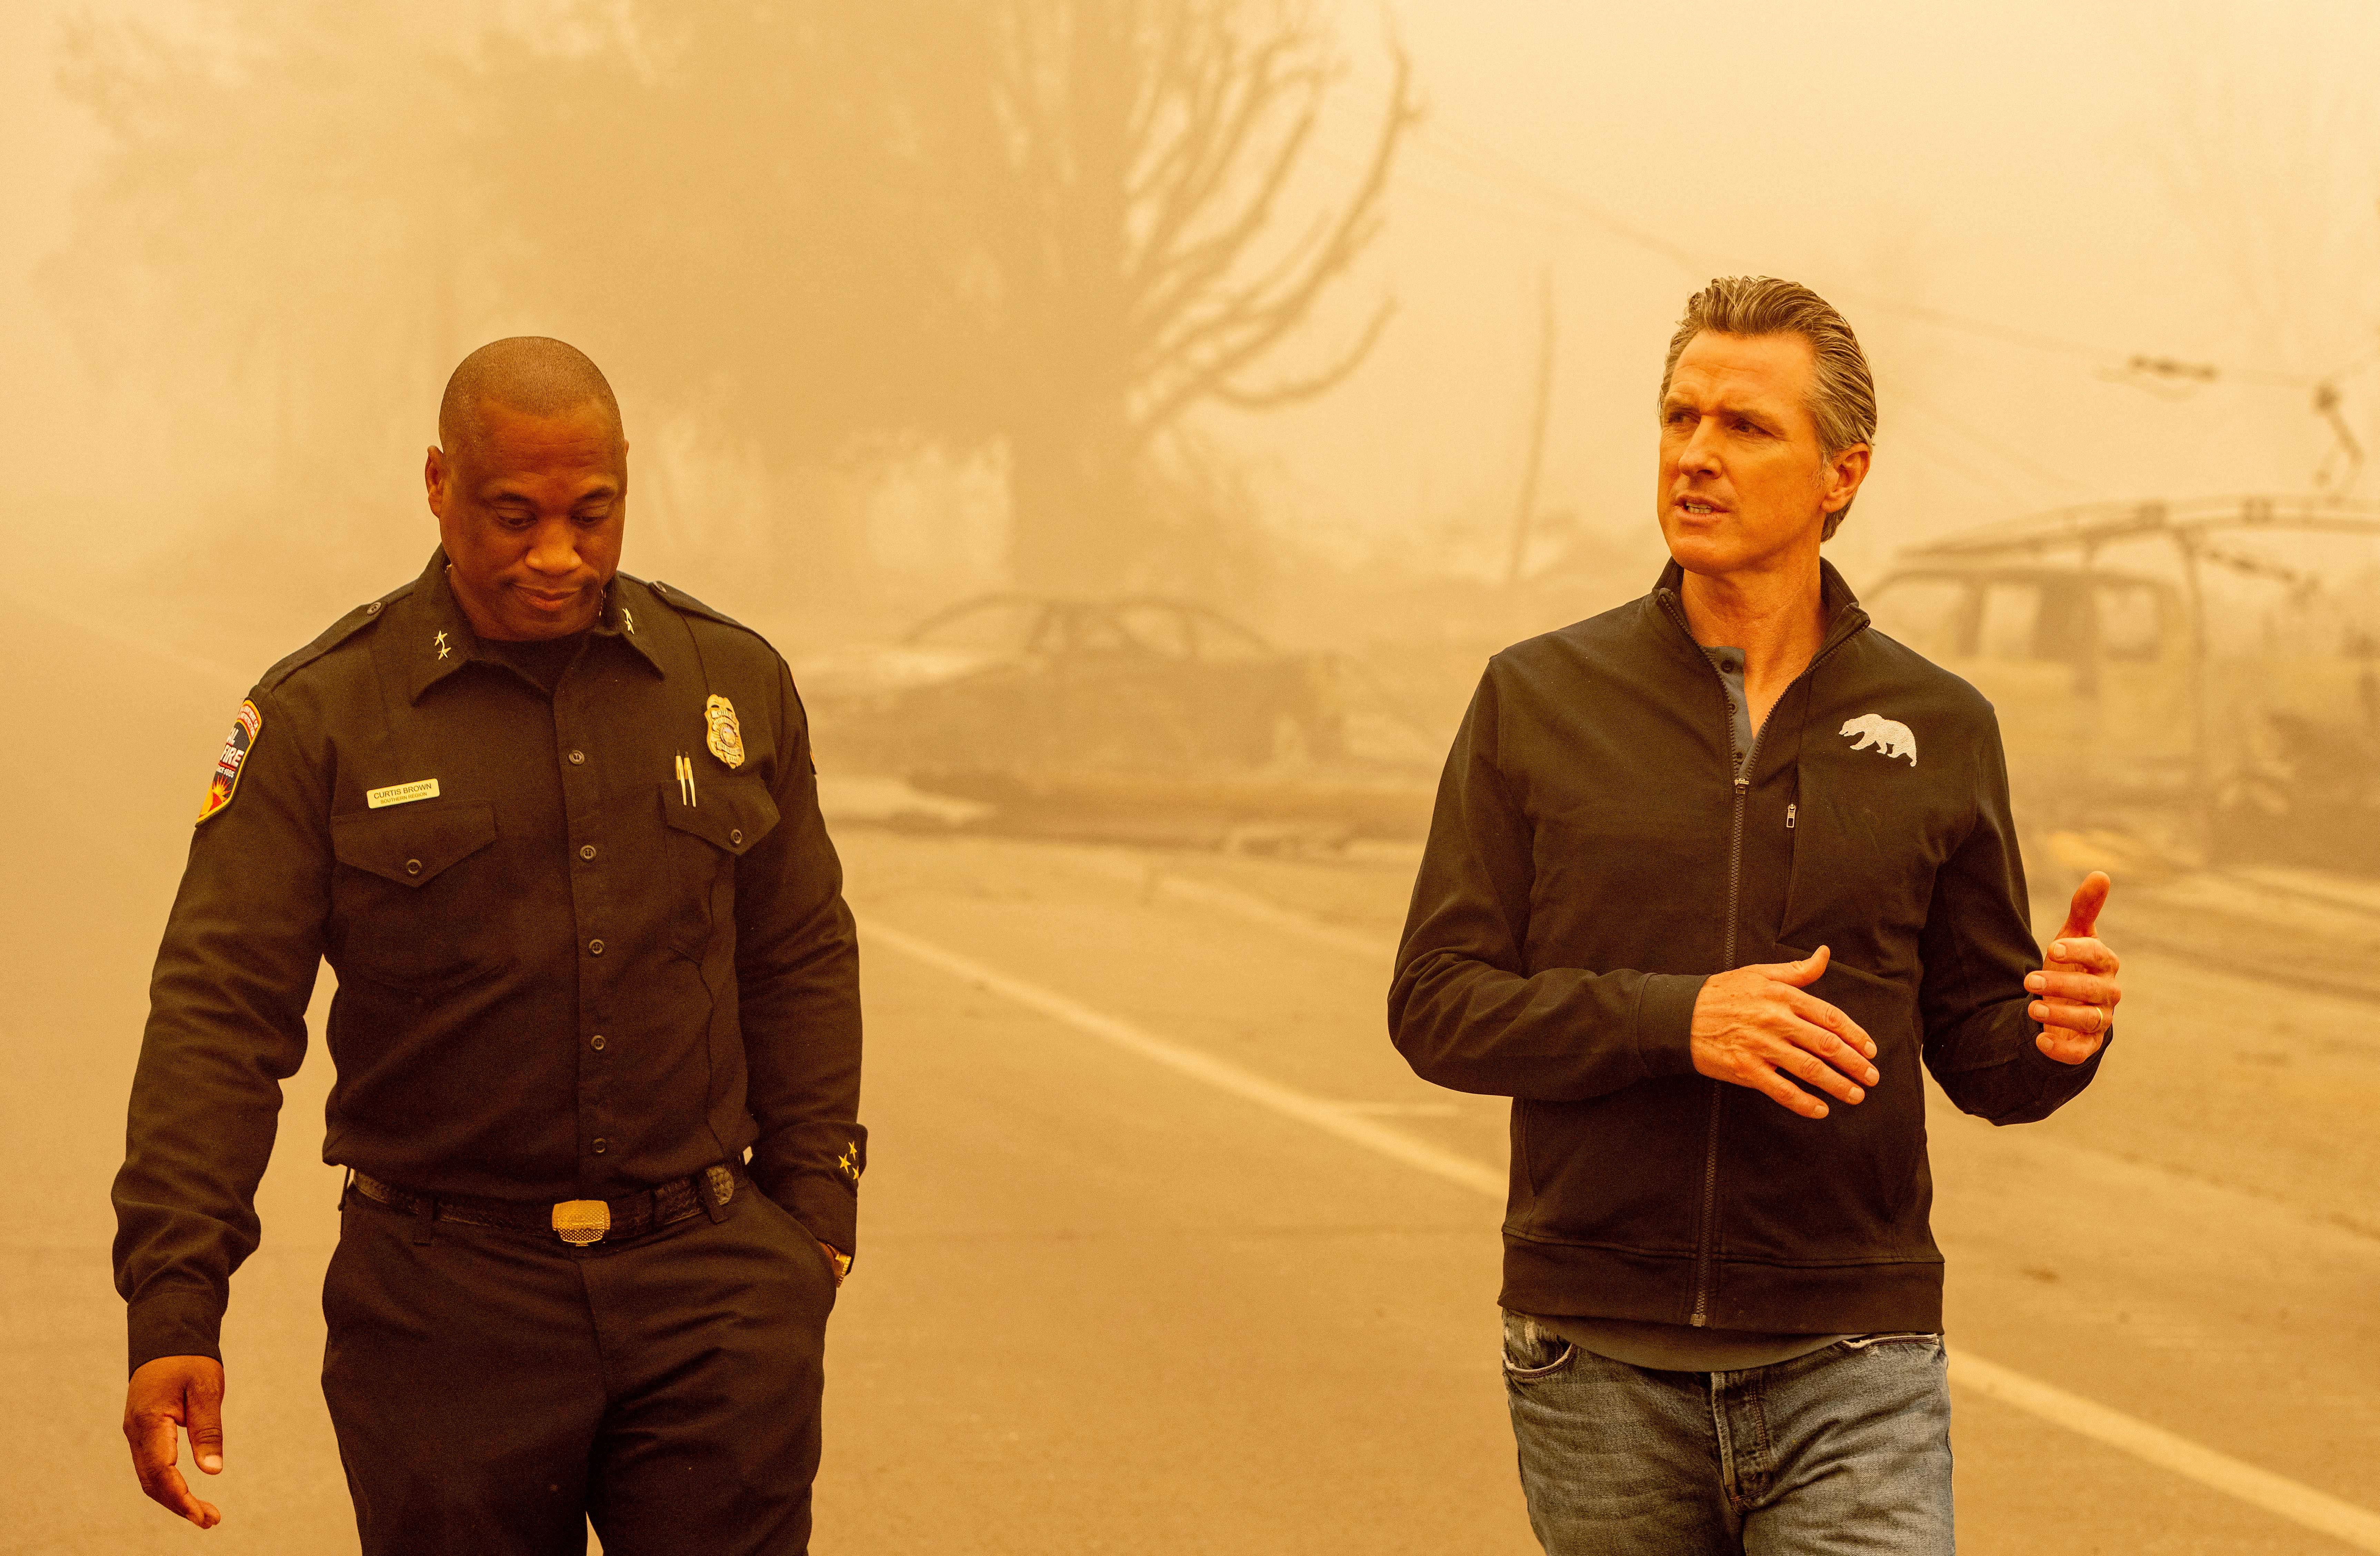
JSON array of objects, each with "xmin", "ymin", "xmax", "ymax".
[{"xmin": 1502, "ymin": 1312, "xmax": 1954, "ymax": 1555}]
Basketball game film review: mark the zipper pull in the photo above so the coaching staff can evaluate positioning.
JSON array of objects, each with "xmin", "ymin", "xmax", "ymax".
[
  {"xmin": 1787, "ymin": 803, "xmax": 1798, "ymax": 830},
  {"xmin": 1734, "ymin": 776, "xmax": 1749, "ymax": 795}
]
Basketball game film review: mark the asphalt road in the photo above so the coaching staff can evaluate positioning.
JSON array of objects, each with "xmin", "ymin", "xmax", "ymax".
[{"xmin": 9, "ymin": 601, "xmax": 2380, "ymax": 1553}]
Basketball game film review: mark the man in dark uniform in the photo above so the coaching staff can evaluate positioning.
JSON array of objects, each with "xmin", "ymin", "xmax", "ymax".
[{"xmin": 115, "ymin": 337, "xmax": 864, "ymax": 1554}]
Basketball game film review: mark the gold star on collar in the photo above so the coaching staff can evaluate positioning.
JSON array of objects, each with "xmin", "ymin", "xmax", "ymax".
[{"xmin": 433, "ymin": 629, "xmax": 452, "ymax": 660}]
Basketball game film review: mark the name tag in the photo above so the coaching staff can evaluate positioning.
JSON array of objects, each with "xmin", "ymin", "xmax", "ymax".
[{"xmin": 366, "ymin": 779, "xmax": 441, "ymax": 809}]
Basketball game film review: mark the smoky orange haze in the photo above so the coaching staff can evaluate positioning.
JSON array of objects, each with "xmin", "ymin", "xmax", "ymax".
[{"xmin": 4, "ymin": 1, "xmax": 2380, "ymax": 1551}]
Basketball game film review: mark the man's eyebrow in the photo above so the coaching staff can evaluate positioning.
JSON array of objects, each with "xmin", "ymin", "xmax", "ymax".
[
  {"xmin": 476, "ymin": 477, "xmax": 620, "ymax": 502},
  {"xmin": 1697, "ymin": 395, "xmax": 1780, "ymax": 428}
]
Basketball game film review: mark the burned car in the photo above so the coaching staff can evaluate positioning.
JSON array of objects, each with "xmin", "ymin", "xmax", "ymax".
[{"xmin": 801, "ymin": 595, "xmax": 1434, "ymax": 846}]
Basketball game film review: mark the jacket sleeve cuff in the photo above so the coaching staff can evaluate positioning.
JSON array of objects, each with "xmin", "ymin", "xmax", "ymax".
[
  {"xmin": 1635, "ymin": 973, "xmax": 1708, "ymax": 1077},
  {"xmin": 2022, "ymin": 1023, "xmax": 2113, "ymax": 1076},
  {"xmin": 128, "ymin": 1291, "xmax": 226, "ymax": 1377},
  {"xmin": 753, "ymin": 1168, "xmax": 858, "ymax": 1258}
]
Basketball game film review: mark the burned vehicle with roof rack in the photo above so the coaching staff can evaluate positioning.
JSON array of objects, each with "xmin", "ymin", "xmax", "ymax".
[{"xmin": 1860, "ymin": 496, "xmax": 2380, "ymax": 874}]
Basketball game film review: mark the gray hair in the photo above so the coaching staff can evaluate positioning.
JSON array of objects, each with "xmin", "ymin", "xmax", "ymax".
[{"xmin": 1659, "ymin": 277, "xmax": 1876, "ymax": 538}]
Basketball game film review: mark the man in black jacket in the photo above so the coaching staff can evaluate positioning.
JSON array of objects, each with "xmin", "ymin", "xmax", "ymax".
[
  {"xmin": 115, "ymin": 338, "xmax": 863, "ymax": 1554},
  {"xmin": 1390, "ymin": 277, "xmax": 2120, "ymax": 1554}
]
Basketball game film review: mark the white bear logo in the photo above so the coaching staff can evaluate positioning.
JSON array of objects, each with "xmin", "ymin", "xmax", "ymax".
[{"xmin": 1841, "ymin": 714, "xmax": 1917, "ymax": 766}]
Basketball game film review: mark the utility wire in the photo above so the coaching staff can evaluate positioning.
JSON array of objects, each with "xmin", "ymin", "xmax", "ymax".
[
  {"xmin": 1893, "ymin": 390, "xmax": 2101, "ymax": 497},
  {"xmin": 1407, "ymin": 117, "xmax": 2373, "ymax": 392},
  {"xmin": 1367, "ymin": 143, "xmax": 2105, "ymax": 495}
]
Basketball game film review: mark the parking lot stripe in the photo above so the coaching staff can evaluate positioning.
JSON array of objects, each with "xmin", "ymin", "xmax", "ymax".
[{"xmin": 868, "ymin": 916, "xmax": 2380, "ymax": 1554}]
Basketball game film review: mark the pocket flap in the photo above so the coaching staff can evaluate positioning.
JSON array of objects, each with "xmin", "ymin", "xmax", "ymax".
[
  {"xmin": 660, "ymin": 778, "xmax": 780, "ymax": 857},
  {"xmin": 332, "ymin": 800, "xmax": 498, "ymax": 887}
]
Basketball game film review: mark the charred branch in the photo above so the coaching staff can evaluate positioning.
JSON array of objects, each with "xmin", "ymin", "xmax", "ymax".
[{"xmin": 1132, "ymin": 38, "xmax": 1415, "ymax": 443}]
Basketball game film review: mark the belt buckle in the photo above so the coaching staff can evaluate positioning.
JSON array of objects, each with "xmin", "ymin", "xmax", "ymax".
[{"xmin": 552, "ymin": 1199, "xmax": 611, "ymax": 1246}]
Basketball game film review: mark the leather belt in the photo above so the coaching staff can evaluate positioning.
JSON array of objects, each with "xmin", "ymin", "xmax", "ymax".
[{"xmin": 350, "ymin": 1161, "xmax": 747, "ymax": 1246}]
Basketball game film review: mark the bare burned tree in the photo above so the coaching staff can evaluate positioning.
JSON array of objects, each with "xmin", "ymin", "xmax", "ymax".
[{"xmin": 930, "ymin": 0, "xmax": 1420, "ymax": 590}]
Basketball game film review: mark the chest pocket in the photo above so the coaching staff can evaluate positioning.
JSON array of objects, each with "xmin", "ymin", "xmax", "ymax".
[
  {"xmin": 1778, "ymin": 778, "xmax": 1954, "ymax": 976},
  {"xmin": 330, "ymin": 800, "xmax": 500, "ymax": 987},
  {"xmin": 660, "ymin": 778, "xmax": 780, "ymax": 957}
]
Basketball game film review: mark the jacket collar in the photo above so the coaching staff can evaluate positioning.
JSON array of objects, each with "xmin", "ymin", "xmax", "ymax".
[
  {"xmin": 401, "ymin": 549, "xmax": 666, "ymax": 703},
  {"xmin": 1650, "ymin": 555, "xmax": 1870, "ymax": 657}
]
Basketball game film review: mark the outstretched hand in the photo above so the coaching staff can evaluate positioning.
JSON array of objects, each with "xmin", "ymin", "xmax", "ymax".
[
  {"xmin": 124, "ymin": 1355, "xmax": 225, "ymax": 1528},
  {"xmin": 2030, "ymin": 871, "xmax": 2120, "ymax": 1065},
  {"xmin": 1690, "ymin": 946, "xmax": 1880, "ymax": 1119}
]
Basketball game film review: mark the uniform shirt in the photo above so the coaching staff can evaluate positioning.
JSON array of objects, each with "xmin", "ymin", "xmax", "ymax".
[{"xmin": 112, "ymin": 551, "xmax": 865, "ymax": 1373}]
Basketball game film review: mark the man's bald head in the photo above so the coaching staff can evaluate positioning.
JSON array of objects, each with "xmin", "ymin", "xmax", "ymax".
[
  {"xmin": 438, "ymin": 337, "xmax": 623, "ymax": 456},
  {"xmin": 426, "ymin": 337, "xmax": 630, "ymax": 642}
]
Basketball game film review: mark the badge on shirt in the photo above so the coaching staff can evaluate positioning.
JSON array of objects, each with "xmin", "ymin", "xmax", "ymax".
[
  {"xmin": 704, "ymin": 694, "xmax": 745, "ymax": 770},
  {"xmin": 197, "ymin": 700, "xmax": 263, "ymax": 824}
]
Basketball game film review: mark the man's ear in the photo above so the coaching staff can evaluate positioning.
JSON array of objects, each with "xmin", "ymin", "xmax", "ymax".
[
  {"xmin": 425, "ymin": 445, "xmax": 449, "ymax": 519},
  {"xmin": 1822, "ymin": 443, "xmax": 1872, "ymax": 515}
]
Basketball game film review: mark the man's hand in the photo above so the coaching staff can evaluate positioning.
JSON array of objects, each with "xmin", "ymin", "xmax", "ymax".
[
  {"xmin": 818, "ymin": 1241, "xmax": 849, "ymax": 1287},
  {"xmin": 1690, "ymin": 946, "xmax": 1880, "ymax": 1119},
  {"xmin": 2030, "ymin": 871, "xmax": 2120, "ymax": 1065},
  {"xmin": 124, "ymin": 1355, "xmax": 225, "ymax": 1528}
]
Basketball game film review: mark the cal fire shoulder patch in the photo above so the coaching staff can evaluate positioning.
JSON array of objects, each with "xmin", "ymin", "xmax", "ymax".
[{"xmin": 197, "ymin": 700, "xmax": 263, "ymax": 824}]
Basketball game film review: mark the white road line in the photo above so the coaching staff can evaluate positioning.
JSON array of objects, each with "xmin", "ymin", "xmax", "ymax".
[
  {"xmin": 868, "ymin": 915, "xmax": 2380, "ymax": 1554},
  {"xmin": 868, "ymin": 919, "xmax": 1502, "ymax": 1202},
  {"xmin": 1123, "ymin": 867, "xmax": 2380, "ymax": 1248},
  {"xmin": 1949, "ymin": 1354, "xmax": 2380, "ymax": 1551},
  {"xmin": 1068, "ymin": 856, "xmax": 1389, "ymax": 962}
]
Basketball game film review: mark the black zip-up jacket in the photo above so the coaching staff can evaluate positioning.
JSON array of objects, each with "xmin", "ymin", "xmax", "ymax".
[{"xmin": 1390, "ymin": 559, "xmax": 2108, "ymax": 1334}]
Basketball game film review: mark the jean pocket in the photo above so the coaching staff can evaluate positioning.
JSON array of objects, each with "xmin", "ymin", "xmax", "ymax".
[
  {"xmin": 1839, "ymin": 1331, "xmax": 1941, "ymax": 1351},
  {"xmin": 1501, "ymin": 1315, "xmax": 1579, "ymax": 1382}
]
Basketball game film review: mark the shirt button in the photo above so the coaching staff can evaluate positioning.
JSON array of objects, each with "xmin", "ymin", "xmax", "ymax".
[
  {"xmin": 580, "ymin": 844, "xmax": 597, "ymax": 861},
  {"xmin": 730, "ymin": 828, "xmax": 744, "ymax": 846},
  {"xmin": 592, "ymin": 1138, "xmax": 607, "ymax": 1155},
  {"xmin": 366, "ymin": 601, "xmax": 382, "ymax": 615},
  {"xmin": 568, "ymin": 749, "xmax": 586, "ymax": 765},
  {"xmin": 405, "ymin": 859, "xmax": 423, "ymax": 876},
  {"xmin": 590, "ymin": 1034, "xmax": 607, "ymax": 1051},
  {"xmin": 588, "ymin": 939, "xmax": 605, "ymax": 956}
]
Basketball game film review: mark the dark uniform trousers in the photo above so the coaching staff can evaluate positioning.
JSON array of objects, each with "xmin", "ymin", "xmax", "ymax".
[
  {"xmin": 115, "ymin": 557, "xmax": 866, "ymax": 1550},
  {"xmin": 324, "ymin": 1184, "xmax": 838, "ymax": 1555}
]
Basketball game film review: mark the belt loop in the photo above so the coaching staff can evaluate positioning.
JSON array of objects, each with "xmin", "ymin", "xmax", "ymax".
[
  {"xmin": 338, "ymin": 1168, "xmax": 355, "ymax": 1211},
  {"xmin": 411, "ymin": 1194, "xmax": 436, "ymax": 1247},
  {"xmin": 695, "ymin": 1165, "xmax": 729, "ymax": 1224}
]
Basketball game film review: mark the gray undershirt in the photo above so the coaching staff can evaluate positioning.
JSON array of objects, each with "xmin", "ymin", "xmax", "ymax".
[
  {"xmin": 1509, "ymin": 644, "xmax": 1856, "ymax": 1373},
  {"xmin": 1706, "ymin": 644, "xmax": 1758, "ymax": 777}
]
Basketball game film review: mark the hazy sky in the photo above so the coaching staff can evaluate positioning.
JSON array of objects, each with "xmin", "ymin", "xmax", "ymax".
[
  {"xmin": 4, "ymin": 0, "xmax": 2376, "ymax": 591},
  {"xmin": 1265, "ymin": 0, "xmax": 2380, "ymax": 582}
]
